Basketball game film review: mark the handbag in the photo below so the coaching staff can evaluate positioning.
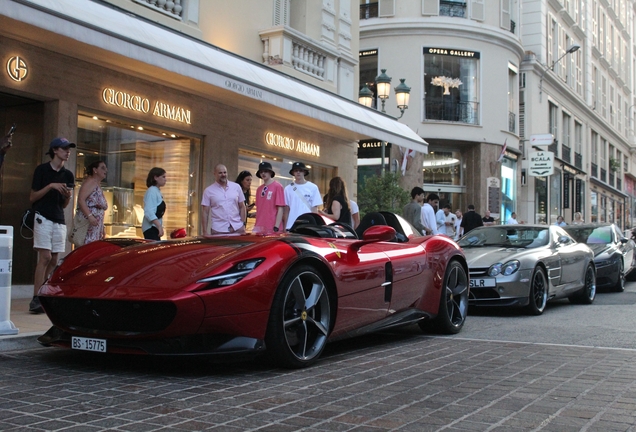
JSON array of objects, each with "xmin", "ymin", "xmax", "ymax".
[
  {"xmin": 20, "ymin": 209, "xmax": 36, "ymax": 239},
  {"xmin": 68, "ymin": 212, "xmax": 91, "ymax": 247}
]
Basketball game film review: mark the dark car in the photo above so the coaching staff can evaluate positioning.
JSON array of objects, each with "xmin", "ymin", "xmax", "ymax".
[
  {"xmin": 564, "ymin": 223, "xmax": 635, "ymax": 292},
  {"xmin": 37, "ymin": 212, "xmax": 469, "ymax": 369}
]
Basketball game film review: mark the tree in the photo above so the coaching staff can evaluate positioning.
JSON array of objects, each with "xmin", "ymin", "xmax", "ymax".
[{"xmin": 357, "ymin": 172, "xmax": 410, "ymax": 218}]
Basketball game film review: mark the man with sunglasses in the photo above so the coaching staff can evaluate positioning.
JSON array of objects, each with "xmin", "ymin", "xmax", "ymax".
[{"xmin": 253, "ymin": 162, "xmax": 285, "ymax": 234}]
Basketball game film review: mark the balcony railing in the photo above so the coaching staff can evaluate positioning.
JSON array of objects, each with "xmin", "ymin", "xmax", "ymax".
[
  {"xmin": 425, "ymin": 100, "xmax": 479, "ymax": 125},
  {"xmin": 508, "ymin": 112, "xmax": 516, "ymax": 133},
  {"xmin": 260, "ymin": 26, "xmax": 341, "ymax": 82},
  {"xmin": 591, "ymin": 163, "xmax": 598, "ymax": 178},
  {"xmin": 548, "ymin": 142, "xmax": 558, "ymax": 157},
  {"xmin": 601, "ymin": 168, "xmax": 607, "ymax": 183},
  {"xmin": 510, "ymin": 20, "xmax": 516, "ymax": 34},
  {"xmin": 575, "ymin": 152, "xmax": 583, "ymax": 169},
  {"xmin": 360, "ymin": 2, "xmax": 379, "ymax": 19},
  {"xmin": 561, "ymin": 144, "xmax": 571, "ymax": 163},
  {"xmin": 440, "ymin": 1, "xmax": 467, "ymax": 17},
  {"xmin": 134, "ymin": 0, "xmax": 183, "ymax": 18}
]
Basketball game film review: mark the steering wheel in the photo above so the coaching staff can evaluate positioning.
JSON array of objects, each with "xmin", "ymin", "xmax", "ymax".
[{"xmin": 328, "ymin": 222, "xmax": 358, "ymax": 238}]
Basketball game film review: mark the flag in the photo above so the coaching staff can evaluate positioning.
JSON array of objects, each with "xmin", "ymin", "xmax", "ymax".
[
  {"xmin": 401, "ymin": 147, "xmax": 415, "ymax": 175},
  {"xmin": 497, "ymin": 139, "xmax": 507, "ymax": 163}
]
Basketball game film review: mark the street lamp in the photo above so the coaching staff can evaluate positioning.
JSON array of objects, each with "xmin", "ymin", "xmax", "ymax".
[
  {"xmin": 539, "ymin": 44, "xmax": 580, "ymax": 102},
  {"xmin": 358, "ymin": 83, "xmax": 374, "ymax": 107},
  {"xmin": 375, "ymin": 69, "xmax": 392, "ymax": 112},
  {"xmin": 394, "ymin": 78, "xmax": 411, "ymax": 119}
]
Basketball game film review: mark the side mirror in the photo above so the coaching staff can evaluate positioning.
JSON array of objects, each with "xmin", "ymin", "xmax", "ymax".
[
  {"xmin": 620, "ymin": 238, "xmax": 629, "ymax": 244},
  {"xmin": 362, "ymin": 225, "xmax": 396, "ymax": 242},
  {"xmin": 557, "ymin": 235, "xmax": 570, "ymax": 245}
]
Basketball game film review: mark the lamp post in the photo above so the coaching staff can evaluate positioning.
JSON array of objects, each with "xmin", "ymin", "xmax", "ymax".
[
  {"xmin": 539, "ymin": 44, "xmax": 580, "ymax": 102},
  {"xmin": 358, "ymin": 69, "xmax": 412, "ymax": 173}
]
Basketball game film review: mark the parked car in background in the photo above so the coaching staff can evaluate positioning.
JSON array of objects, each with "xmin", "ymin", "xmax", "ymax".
[
  {"xmin": 564, "ymin": 223, "xmax": 634, "ymax": 292},
  {"xmin": 458, "ymin": 225, "xmax": 596, "ymax": 315},
  {"xmin": 37, "ymin": 212, "xmax": 469, "ymax": 369}
]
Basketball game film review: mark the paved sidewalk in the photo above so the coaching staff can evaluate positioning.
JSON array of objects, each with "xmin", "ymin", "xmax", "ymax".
[{"xmin": 0, "ymin": 285, "xmax": 51, "ymax": 352}]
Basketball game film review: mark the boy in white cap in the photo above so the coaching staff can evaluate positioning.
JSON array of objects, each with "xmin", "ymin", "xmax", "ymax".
[{"xmin": 283, "ymin": 161, "xmax": 322, "ymax": 230}]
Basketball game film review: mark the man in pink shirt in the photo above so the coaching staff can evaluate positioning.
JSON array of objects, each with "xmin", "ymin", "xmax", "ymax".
[
  {"xmin": 253, "ymin": 162, "xmax": 285, "ymax": 234},
  {"xmin": 201, "ymin": 164, "xmax": 246, "ymax": 234}
]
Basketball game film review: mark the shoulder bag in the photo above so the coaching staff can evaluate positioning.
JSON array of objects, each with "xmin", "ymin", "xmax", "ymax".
[{"xmin": 68, "ymin": 212, "xmax": 91, "ymax": 247}]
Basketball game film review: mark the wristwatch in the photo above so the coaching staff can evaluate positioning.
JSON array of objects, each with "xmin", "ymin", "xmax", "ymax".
[{"xmin": 273, "ymin": 227, "xmax": 279, "ymax": 232}]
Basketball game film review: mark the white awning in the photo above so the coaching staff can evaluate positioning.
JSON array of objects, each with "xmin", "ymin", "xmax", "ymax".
[{"xmin": 3, "ymin": 0, "xmax": 428, "ymax": 153}]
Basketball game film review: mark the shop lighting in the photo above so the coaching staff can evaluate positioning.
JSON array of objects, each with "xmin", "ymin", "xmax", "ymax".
[
  {"xmin": 137, "ymin": 126, "xmax": 144, "ymax": 130},
  {"xmin": 92, "ymin": 116, "xmax": 98, "ymax": 120}
]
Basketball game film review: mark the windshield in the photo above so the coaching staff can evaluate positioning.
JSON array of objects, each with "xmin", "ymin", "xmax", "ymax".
[
  {"xmin": 458, "ymin": 227, "xmax": 549, "ymax": 249},
  {"xmin": 564, "ymin": 226, "xmax": 612, "ymax": 244}
]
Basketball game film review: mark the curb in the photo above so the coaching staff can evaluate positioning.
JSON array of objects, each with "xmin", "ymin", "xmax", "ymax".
[{"xmin": 0, "ymin": 332, "xmax": 46, "ymax": 353}]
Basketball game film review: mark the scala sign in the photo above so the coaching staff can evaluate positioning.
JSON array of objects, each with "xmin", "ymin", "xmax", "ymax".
[{"xmin": 528, "ymin": 151, "xmax": 554, "ymax": 176}]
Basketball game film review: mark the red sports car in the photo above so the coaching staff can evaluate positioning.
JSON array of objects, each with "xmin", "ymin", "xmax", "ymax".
[{"xmin": 38, "ymin": 212, "xmax": 469, "ymax": 368}]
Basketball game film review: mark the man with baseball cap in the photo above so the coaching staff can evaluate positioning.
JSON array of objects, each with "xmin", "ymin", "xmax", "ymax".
[
  {"xmin": 253, "ymin": 162, "xmax": 285, "ymax": 234},
  {"xmin": 29, "ymin": 137, "xmax": 76, "ymax": 313},
  {"xmin": 283, "ymin": 161, "xmax": 322, "ymax": 230}
]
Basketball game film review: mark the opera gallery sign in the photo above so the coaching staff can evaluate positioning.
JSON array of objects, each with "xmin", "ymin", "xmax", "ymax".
[
  {"xmin": 102, "ymin": 87, "xmax": 191, "ymax": 125},
  {"xmin": 528, "ymin": 151, "xmax": 554, "ymax": 176}
]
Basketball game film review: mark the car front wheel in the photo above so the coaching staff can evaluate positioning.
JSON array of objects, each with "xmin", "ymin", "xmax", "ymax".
[
  {"xmin": 419, "ymin": 260, "xmax": 468, "ymax": 334},
  {"xmin": 265, "ymin": 265, "xmax": 331, "ymax": 369},
  {"xmin": 613, "ymin": 260, "xmax": 625, "ymax": 292},
  {"xmin": 526, "ymin": 266, "xmax": 548, "ymax": 315}
]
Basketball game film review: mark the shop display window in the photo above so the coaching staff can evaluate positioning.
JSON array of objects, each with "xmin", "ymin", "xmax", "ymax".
[{"xmin": 75, "ymin": 112, "xmax": 200, "ymax": 238}]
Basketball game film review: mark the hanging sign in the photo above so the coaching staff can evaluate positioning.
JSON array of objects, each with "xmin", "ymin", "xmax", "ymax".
[
  {"xmin": 529, "ymin": 134, "xmax": 554, "ymax": 146},
  {"xmin": 528, "ymin": 151, "xmax": 554, "ymax": 176}
]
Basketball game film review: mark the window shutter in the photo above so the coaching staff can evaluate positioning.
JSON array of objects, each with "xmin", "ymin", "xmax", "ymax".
[
  {"xmin": 422, "ymin": 0, "xmax": 439, "ymax": 16},
  {"xmin": 501, "ymin": 0, "xmax": 510, "ymax": 30},
  {"xmin": 273, "ymin": 0, "xmax": 289, "ymax": 26},
  {"xmin": 379, "ymin": 0, "xmax": 395, "ymax": 17},
  {"xmin": 471, "ymin": 0, "xmax": 485, "ymax": 21}
]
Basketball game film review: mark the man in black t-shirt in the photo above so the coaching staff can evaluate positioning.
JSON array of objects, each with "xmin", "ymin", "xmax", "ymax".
[
  {"xmin": 460, "ymin": 204, "xmax": 484, "ymax": 235},
  {"xmin": 482, "ymin": 210, "xmax": 495, "ymax": 226},
  {"xmin": 29, "ymin": 137, "xmax": 75, "ymax": 313}
]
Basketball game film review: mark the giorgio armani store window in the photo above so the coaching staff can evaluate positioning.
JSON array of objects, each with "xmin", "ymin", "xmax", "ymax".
[{"xmin": 76, "ymin": 112, "xmax": 201, "ymax": 238}]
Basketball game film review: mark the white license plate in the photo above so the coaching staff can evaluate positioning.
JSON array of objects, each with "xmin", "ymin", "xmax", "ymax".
[
  {"xmin": 71, "ymin": 336, "xmax": 107, "ymax": 353},
  {"xmin": 470, "ymin": 278, "xmax": 496, "ymax": 288}
]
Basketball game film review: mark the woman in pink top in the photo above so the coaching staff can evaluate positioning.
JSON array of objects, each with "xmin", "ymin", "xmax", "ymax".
[{"xmin": 253, "ymin": 162, "xmax": 285, "ymax": 234}]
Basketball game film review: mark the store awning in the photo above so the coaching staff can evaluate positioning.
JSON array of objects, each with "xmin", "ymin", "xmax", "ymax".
[{"xmin": 4, "ymin": 0, "xmax": 428, "ymax": 153}]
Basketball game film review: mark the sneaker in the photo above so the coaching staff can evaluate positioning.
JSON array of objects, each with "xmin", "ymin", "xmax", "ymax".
[{"xmin": 29, "ymin": 296, "xmax": 43, "ymax": 314}]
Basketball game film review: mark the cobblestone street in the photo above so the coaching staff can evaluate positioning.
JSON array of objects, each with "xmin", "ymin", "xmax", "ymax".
[{"xmin": 2, "ymin": 330, "xmax": 636, "ymax": 431}]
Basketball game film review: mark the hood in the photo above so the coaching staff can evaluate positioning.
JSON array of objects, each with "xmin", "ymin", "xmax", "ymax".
[
  {"xmin": 462, "ymin": 246, "xmax": 540, "ymax": 268},
  {"xmin": 51, "ymin": 236, "xmax": 271, "ymax": 291}
]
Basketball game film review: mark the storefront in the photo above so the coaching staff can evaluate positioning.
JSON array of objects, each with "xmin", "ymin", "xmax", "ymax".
[
  {"xmin": 0, "ymin": 1, "xmax": 426, "ymax": 283},
  {"xmin": 589, "ymin": 179, "xmax": 627, "ymax": 228}
]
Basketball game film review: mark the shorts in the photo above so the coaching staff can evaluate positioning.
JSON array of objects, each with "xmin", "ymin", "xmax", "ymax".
[{"xmin": 33, "ymin": 214, "xmax": 67, "ymax": 253}]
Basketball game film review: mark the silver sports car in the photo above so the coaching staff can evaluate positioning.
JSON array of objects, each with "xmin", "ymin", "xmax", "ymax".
[{"xmin": 458, "ymin": 225, "xmax": 596, "ymax": 315}]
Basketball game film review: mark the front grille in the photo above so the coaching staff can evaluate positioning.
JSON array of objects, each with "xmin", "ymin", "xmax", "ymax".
[
  {"xmin": 469, "ymin": 267, "xmax": 490, "ymax": 277},
  {"xmin": 40, "ymin": 297, "xmax": 176, "ymax": 334}
]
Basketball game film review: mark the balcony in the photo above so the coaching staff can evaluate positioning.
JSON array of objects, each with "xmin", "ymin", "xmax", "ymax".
[
  {"xmin": 548, "ymin": 142, "xmax": 558, "ymax": 157},
  {"xmin": 425, "ymin": 100, "xmax": 479, "ymax": 125},
  {"xmin": 360, "ymin": 2, "xmax": 378, "ymax": 19},
  {"xmin": 575, "ymin": 152, "xmax": 583, "ymax": 169},
  {"xmin": 601, "ymin": 168, "xmax": 607, "ymax": 183},
  {"xmin": 440, "ymin": 0, "xmax": 467, "ymax": 17},
  {"xmin": 133, "ymin": 0, "xmax": 183, "ymax": 19},
  {"xmin": 561, "ymin": 144, "xmax": 571, "ymax": 163},
  {"xmin": 260, "ymin": 26, "xmax": 341, "ymax": 83},
  {"xmin": 508, "ymin": 112, "xmax": 516, "ymax": 133},
  {"xmin": 510, "ymin": 20, "xmax": 516, "ymax": 34},
  {"xmin": 591, "ymin": 163, "xmax": 598, "ymax": 178}
]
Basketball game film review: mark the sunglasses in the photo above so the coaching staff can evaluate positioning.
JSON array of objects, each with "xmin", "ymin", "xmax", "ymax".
[{"xmin": 260, "ymin": 186, "xmax": 269, "ymax": 197}]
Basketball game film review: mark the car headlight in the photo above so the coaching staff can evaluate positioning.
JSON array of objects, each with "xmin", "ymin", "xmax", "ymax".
[
  {"xmin": 595, "ymin": 258, "xmax": 614, "ymax": 267},
  {"xmin": 196, "ymin": 258, "xmax": 264, "ymax": 288},
  {"xmin": 488, "ymin": 260, "xmax": 520, "ymax": 276}
]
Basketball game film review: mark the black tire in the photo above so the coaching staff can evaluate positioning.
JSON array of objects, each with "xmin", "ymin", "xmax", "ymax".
[
  {"xmin": 265, "ymin": 265, "xmax": 331, "ymax": 368},
  {"xmin": 571, "ymin": 264, "xmax": 596, "ymax": 304},
  {"xmin": 526, "ymin": 266, "xmax": 548, "ymax": 315},
  {"xmin": 419, "ymin": 260, "xmax": 468, "ymax": 334},
  {"xmin": 613, "ymin": 260, "xmax": 625, "ymax": 292}
]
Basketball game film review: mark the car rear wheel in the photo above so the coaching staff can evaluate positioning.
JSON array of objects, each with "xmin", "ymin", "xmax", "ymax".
[
  {"xmin": 419, "ymin": 260, "xmax": 468, "ymax": 334},
  {"xmin": 613, "ymin": 260, "xmax": 625, "ymax": 292},
  {"xmin": 265, "ymin": 265, "xmax": 331, "ymax": 369},
  {"xmin": 570, "ymin": 264, "xmax": 596, "ymax": 304},
  {"xmin": 526, "ymin": 267, "xmax": 548, "ymax": 315}
]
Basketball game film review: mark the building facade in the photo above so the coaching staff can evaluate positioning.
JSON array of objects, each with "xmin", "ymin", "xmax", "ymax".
[
  {"xmin": 520, "ymin": 0, "xmax": 635, "ymax": 228},
  {"xmin": 0, "ymin": 0, "xmax": 425, "ymax": 283},
  {"xmin": 359, "ymin": 0, "xmax": 524, "ymax": 220}
]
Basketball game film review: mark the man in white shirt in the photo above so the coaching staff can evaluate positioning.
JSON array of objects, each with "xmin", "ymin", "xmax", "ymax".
[
  {"xmin": 283, "ymin": 161, "xmax": 323, "ymax": 230},
  {"xmin": 436, "ymin": 204, "xmax": 454, "ymax": 236},
  {"xmin": 421, "ymin": 193, "xmax": 439, "ymax": 235},
  {"xmin": 350, "ymin": 199, "xmax": 360, "ymax": 229},
  {"xmin": 454, "ymin": 210, "xmax": 463, "ymax": 240},
  {"xmin": 506, "ymin": 212, "xmax": 519, "ymax": 225}
]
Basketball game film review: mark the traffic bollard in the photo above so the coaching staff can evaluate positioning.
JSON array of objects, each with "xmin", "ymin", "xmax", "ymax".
[{"xmin": 0, "ymin": 226, "xmax": 18, "ymax": 335}]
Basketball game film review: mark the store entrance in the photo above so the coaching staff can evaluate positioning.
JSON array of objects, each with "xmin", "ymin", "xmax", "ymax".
[{"xmin": 0, "ymin": 92, "xmax": 44, "ymax": 284}]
